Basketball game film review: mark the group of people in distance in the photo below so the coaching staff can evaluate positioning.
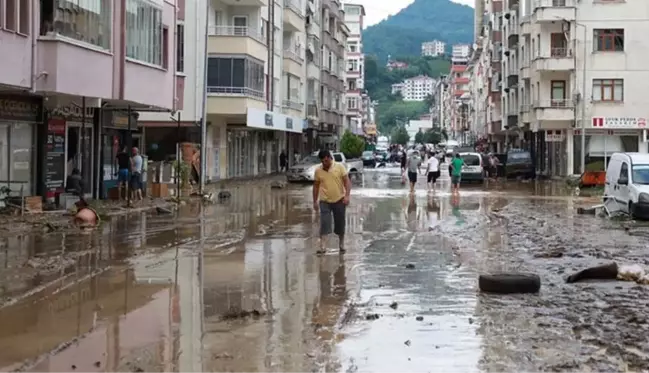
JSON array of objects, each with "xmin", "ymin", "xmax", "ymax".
[{"xmin": 401, "ymin": 150, "xmax": 464, "ymax": 195}]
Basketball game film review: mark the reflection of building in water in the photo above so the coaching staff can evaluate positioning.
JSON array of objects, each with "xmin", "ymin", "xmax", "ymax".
[
  {"xmin": 0, "ymin": 268, "xmax": 170, "ymax": 371},
  {"xmin": 202, "ymin": 238, "xmax": 321, "ymax": 372}
]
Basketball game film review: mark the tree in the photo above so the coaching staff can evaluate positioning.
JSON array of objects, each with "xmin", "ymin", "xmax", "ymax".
[
  {"xmin": 414, "ymin": 129, "xmax": 424, "ymax": 144},
  {"xmin": 424, "ymin": 94, "xmax": 434, "ymax": 109},
  {"xmin": 340, "ymin": 130, "xmax": 365, "ymax": 158},
  {"xmin": 391, "ymin": 126, "xmax": 410, "ymax": 145},
  {"xmin": 376, "ymin": 100, "xmax": 428, "ymax": 134},
  {"xmin": 423, "ymin": 128, "xmax": 442, "ymax": 144}
]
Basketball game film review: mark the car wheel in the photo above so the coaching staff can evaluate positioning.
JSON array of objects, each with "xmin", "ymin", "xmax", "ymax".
[
  {"xmin": 478, "ymin": 273, "xmax": 541, "ymax": 294},
  {"xmin": 629, "ymin": 202, "xmax": 637, "ymax": 218}
]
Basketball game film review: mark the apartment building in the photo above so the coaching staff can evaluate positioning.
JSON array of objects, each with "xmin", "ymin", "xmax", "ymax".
[
  {"xmin": 451, "ymin": 44, "xmax": 471, "ymax": 63},
  {"xmin": 343, "ymin": 3, "xmax": 365, "ymax": 136},
  {"xmin": 421, "ymin": 40, "xmax": 446, "ymax": 57},
  {"xmin": 485, "ymin": 0, "xmax": 649, "ymax": 177},
  {"xmin": 0, "ymin": 0, "xmax": 179, "ymax": 202},
  {"xmin": 204, "ymin": 0, "xmax": 307, "ymax": 179},
  {"xmin": 391, "ymin": 76, "xmax": 437, "ymax": 101}
]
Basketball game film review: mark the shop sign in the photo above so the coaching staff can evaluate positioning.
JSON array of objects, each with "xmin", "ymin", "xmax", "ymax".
[
  {"xmin": 45, "ymin": 119, "xmax": 66, "ymax": 200},
  {"xmin": 592, "ymin": 117, "xmax": 647, "ymax": 129},
  {"xmin": 49, "ymin": 105, "xmax": 95, "ymax": 121},
  {"xmin": 286, "ymin": 117, "xmax": 293, "ymax": 129},
  {"xmin": 265, "ymin": 113, "xmax": 273, "ymax": 127},
  {"xmin": 102, "ymin": 111, "xmax": 138, "ymax": 130},
  {"xmin": 0, "ymin": 95, "xmax": 41, "ymax": 122},
  {"xmin": 545, "ymin": 130, "xmax": 564, "ymax": 142}
]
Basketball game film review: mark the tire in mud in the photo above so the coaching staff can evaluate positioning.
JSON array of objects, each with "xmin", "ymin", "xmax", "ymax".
[{"xmin": 478, "ymin": 273, "xmax": 541, "ymax": 294}]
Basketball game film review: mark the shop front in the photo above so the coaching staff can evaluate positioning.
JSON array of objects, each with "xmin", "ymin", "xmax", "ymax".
[
  {"xmin": 570, "ymin": 117, "xmax": 648, "ymax": 174},
  {"xmin": 224, "ymin": 108, "xmax": 303, "ymax": 179},
  {"xmin": 0, "ymin": 94, "xmax": 42, "ymax": 196},
  {"xmin": 100, "ymin": 110, "xmax": 140, "ymax": 199},
  {"xmin": 44, "ymin": 105, "xmax": 97, "ymax": 201}
]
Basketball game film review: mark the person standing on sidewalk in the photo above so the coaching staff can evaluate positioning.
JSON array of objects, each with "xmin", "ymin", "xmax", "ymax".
[
  {"xmin": 279, "ymin": 150, "xmax": 287, "ymax": 172},
  {"xmin": 115, "ymin": 146, "xmax": 130, "ymax": 200},
  {"xmin": 130, "ymin": 147, "xmax": 144, "ymax": 201},
  {"xmin": 313, "ymin": 150, "xmax": 351, "ymax": 255}
]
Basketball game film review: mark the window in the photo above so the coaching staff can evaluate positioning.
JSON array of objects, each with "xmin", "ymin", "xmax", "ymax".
[
  {"xmin": 176, "ymin": 24, "xmax": 184, "ymax": 72},
  {"xmin": 594, "ymin": 29, "xmax": 624, "ymax": 52},
  {"xmin": 162, "ymin": 26, "xmax": 169, "ymax": 69},
  {"xmin": 592, "ymin": 79, "xmax": 623, "ymax": 101},
  {"xmin": 345, "ymin": 6, "xmax": 359, "ymax": 15},
  {"xmin": 126, "ymin": 0, "xmax": 163, "ymax": 65},
  {"xmin": 347, "ymin": 97, "xmax": 357, "ymax": 109},
  {"xmin": 550, "ymin": 80, "xmax": 566, "ymax": 106},
  {"xmin": 285, "ymin": 74, "xmax": 300, "ymax": 102},
  {"xmin": 40, "ymin": 0, "xmax": 112, "ymax": 49},
  {"xmin": 347, "ymin": 59, "xmax": 358, "ymax": 71},
  {"xmin": 620, "ymin": 162, "xmax": 628, "ymax": 179},
  {"xmin": 19, "ymin": 0, "xmax": 29, "ymax": 34},
  {"xmin": 5, "ymin": 0, "xmax": 16, "ymax": 31},
  {"xmin": 206, "ymin": 57, "xmax": 265, "ymax": 98}
]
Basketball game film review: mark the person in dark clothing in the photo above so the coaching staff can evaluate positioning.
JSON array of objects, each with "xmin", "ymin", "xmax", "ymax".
[
  {"xmin": 115, "ymin": 146, "xmax": 131, "ymax": 199},
  {"xmin": 279, "ymin": 151, "xmax": 287, "ymax": 172},
  {"xmin": 65, "ymin": 168, "xmax": 85, "ymax": 198}
]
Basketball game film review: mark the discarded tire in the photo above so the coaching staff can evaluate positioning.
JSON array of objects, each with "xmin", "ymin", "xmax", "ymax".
[
  {"xmin": 566, "ymin": 262, "xmax": 618, "ymax": 283},
  {"xmin": 478, "ymin": 273, "xmax": 541, "ymax": 294}
]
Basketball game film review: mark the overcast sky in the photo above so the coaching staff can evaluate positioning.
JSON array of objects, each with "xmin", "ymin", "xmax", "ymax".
[{"xmin": 355, "ymin": 0, "xmax": 474, "ymax": 27}]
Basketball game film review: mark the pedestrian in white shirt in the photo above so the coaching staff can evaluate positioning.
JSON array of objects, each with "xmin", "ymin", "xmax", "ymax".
[{"xmin": 426, "ymin": 152, "xmax": 441, "ymax": 191}]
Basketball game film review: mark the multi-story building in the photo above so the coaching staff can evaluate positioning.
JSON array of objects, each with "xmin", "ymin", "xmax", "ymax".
[
  {"xmin": 391, "ymin": 76, "xmax": 437, "ymax": 101},
  {"xmin": 343, "ymin": 3, "xmax": 365, "ymax": 136},
  {"xmin": 204, "ymin": 0, "xmax": 308, "ymax": 179},
  {"xmin": 471, "ymin": 0, "xmax": 649, "ymax": 177},
  {"xmin": 421, "ymin": 40, "xmax": 446, "ymax": 57},
  {"xmin": 0, "ymin": 0, "xmax": 179, "ymax": 202},
  {"xmin": 452, "ymin": 44, "xmax": 471, "ymax": 63}
]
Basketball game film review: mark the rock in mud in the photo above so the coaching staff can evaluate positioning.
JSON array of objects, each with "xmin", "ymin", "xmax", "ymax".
[
  {"xmin": 566, "ymin": 262, "xmax": 618, "ymax": 283},
  {"xmin": 221, "ymin": 307, "xmax": 266, "ymax": 320},
  {"xmin": 534, "ymin": 250, "xmax": 564, "ymax": 258},
  {"xmin": 270, "ymin": 180, "xmax": 287, "ymax": 189},
  {"xmin": 389, "ymin": 301, "xmax": 398, "ymax": 309},
  {"xmin": 405, "ymin": 263, "xmax": 416, "ymax": 269},
  {"xmin": 415, "ymin": 316, "xmax": 424, "ymax": 321},
  {"xmin": 365, "ymin": 313, "xmax": 380, "ymax": 320}
]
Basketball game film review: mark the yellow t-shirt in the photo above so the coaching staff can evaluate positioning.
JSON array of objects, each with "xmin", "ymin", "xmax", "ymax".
[{"xmin": 315, "ymin": 162, "xmax": 348, "ymax": 203}]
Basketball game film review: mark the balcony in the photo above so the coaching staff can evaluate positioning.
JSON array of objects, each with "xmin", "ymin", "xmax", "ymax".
[
  {"xmin": 531, "ymin": 48, "xmax": 574, "ymax": 71},
  {"xmin": 532, "ymin": 0, "xmax": 575, "ymax": 22},
  {"xmin": 208, "ymin": 26, "xmax": 267, "ymax": 62},
  {"xmin": 284, "ymin": 0, "xmax": 305, "ymax": 31},
  {"xmin": 520, "ymin": 62, "xmax": 530, "ymax": 79},
  {"xmin": 533, "ymin": 99, "xmax": 574, "ymax": 121},
  {"xmin": 206, "ymin": 86, "xmax": 266, "ymax": 115},
  {"xmin": 507, "ymin": 73, "xmax": 518, "ymax": 87},
  {"xmin": 520, "ymin": 104, "xmax": 532, "ymax": 123},
  {"xmin": 507, "ymin": 33, "xmax": 519, "ymax": 49},
  {"xmin": 307, "ymin": 100, "xmax": 318, "ymax": 119},
  {"xmin": 520, "ymin": 16, "xmax": 531, "ymax": 35},
  {"xmin": 283, "ymin": 45, "xmax": 304, "ymax": 76},
  {"xmin": 509, "ymin": 0, "xmax": 519, "ymax": 10},
  {"xmin": 282, "ymin": 99, "xmax": 304, "ymax": 118}
]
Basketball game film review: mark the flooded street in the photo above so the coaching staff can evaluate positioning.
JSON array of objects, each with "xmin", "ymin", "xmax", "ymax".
[{"xmin": 1, "ymin": 168, "xmax": 648, "ymax": 372}]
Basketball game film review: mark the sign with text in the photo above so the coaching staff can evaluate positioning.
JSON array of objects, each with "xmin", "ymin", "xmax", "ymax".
[
  {"xmin": 0, "ymin": 95, "xmax": 42, "ymax": 122},
  {"xmin": 45, "ymin": 119, "xmax": 66, "ymax": 199},
  {"xmin": 592, "ymin": 117, "xmax": 647, "ymax": 129}
]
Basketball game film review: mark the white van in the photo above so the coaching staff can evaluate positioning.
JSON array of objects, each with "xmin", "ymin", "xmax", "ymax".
[{"xmin": 604, "ymin": 152, "xmax": 649, "ymax": 219}]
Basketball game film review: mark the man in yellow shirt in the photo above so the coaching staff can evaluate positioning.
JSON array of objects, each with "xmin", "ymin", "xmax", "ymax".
[{"xmin": 313, "ymin": 150, "xmax": 352, "ymax": 254}]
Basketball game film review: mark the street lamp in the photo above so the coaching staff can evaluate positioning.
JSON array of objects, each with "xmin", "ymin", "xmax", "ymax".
[{"xmin": 559, "ymin": 16, "xmax": 588, "ymax": 174}]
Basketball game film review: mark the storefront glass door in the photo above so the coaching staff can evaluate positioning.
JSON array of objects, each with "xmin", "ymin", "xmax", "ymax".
[
  {"xmin": 66, "ymin": 123, "xmax": 93, "ymax": 195},
  {"xmin": 0, "ymin": 122, "xmax": 35, "ymax": 195}
]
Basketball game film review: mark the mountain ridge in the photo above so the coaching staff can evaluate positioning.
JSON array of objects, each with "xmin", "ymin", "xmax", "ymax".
[{"xmin": 363, "ymin": 0, "xmax": 474, "ymax": 62}]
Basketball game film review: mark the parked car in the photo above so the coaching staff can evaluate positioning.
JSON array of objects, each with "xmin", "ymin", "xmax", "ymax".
[
  {"xmin": 458, "ymin": 152, "xmax": 485, "ymax": 183},
  {"xmin": 604, "ymin": 152, "xmax": 649, "ymax": 219},
  {"xmin": 361, "ymin": 151, "xmax": 376, "ymax": 167},
  {"xmin": 505, "ymin": 149, "xmax": 535, "ymax": 179},
  {"xmin": 287, "ymin": 152, "xmax": 363, "ymax": 182}
]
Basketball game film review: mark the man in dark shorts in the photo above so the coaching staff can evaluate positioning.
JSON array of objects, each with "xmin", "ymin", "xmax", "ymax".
[
  {"xmin": 405, "ymin": 150, "xmax": 422, "ymax": 193},
  {"xmin": 426, "ymin": 151, "xmax": 441, "ymax": 191},
  {"xmin": 313, "ymin": 150, "xmax": 352, "ymax": 255},
  {"xmin": 115, "ymin": 146, "xmax": 130, "ymax": 200}
]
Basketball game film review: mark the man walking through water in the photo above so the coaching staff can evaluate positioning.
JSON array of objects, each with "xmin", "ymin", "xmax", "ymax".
[
  {"xmin": 406, "ymin": 150, "xmax": 422, "ymax": 194},
  {"xmin": 450, "ymin": 153, "xmax": 464, "ymax": 195},
  {"xmin": 313, "ymin": 150, "xmax": 351, "ymax": 255}
]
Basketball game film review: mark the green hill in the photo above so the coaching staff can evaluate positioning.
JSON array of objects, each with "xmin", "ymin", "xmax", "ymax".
[{"xmin": 363, "ymin": 0, "xmax": 474, "ymax": 63}]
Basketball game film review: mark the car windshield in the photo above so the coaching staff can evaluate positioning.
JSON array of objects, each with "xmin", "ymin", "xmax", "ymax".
[
  {"xmin": 297, "ymin": 156, "xmax": 320, "ymax": 164},
  {"xmin": 461, "ymin": 154, "xmax": 481, "ymax": 166},
  {"xmin": 333, "ymin": 154, "xmax": 343, "ymax": 162},
  {"xmin": 362, "ymin": 151, "xmax": 373, "ymax": 157},
  {"xmin": 632, "ymin": 165, "xmax": 649, "ymax": 184},
  {"xmin": 508, "ymin": 152, "xmax": 531, "ymax": 162}
]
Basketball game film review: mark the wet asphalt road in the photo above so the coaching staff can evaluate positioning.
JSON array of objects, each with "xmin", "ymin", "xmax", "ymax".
[{"xmin": 1, "ymin": 165, "xmax": 649, "ymax": 372}]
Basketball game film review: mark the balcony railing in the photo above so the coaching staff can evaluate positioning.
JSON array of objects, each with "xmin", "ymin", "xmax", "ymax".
[
  {"xmin": 285, "ymin": 0, "xmax": 304, "ymax": 15},
  {"xmin": 307, "ymin": 100, "xmax": 318, "ymax": 117},
  {"xmin": 519, "ymin": 104, "xmax": 531, "ymax": 113},
  {"xmin": 550, "ymin": 47, "xmax": 571, "ymax": 58},
  {"xmin": 207, "ymin": 86, "xmax": 264, "ymax": 99},
  {"xmin": 209, "ymin": 26, "xmax": 266, "ymax": 44},
  {"xmin": 533, "ymin": 99, "xmax": 573, "ymax": 108},
  {"xmin": 534, "ymin": 0, "xmax": 574, "ymax": 7},
  {"xmin": 282, "ymin": 99, "xmax": 304, "ymax": 111},
  {"xmin": 284, "ymin": 45, "xmax": 304, "ymax": 62}
]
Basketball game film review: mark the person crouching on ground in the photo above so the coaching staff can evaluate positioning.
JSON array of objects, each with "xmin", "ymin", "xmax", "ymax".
[
  {"xmin": 406, "ymin": 150, "xmax": 423, "ymax": 194},
  {"xmin": 65, "ymin": 168, "xmax": 85, "ymax": 199},
  {"xmin": 313, "ymin": 150, "xmax": 351, "ymax": 255}
]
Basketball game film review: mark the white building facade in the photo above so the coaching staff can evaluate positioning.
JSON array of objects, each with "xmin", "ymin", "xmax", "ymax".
[
  {"xmin": 452, "ymin": 44, "xmax": 471, "ymax": 62},
  {"xmin": 343, "ymin": 3, "xmax": 365, "ymax": 136},
  {"xmin": 422, "ymin": 40, "xmax": 446, "ymax": 57},
  {"xmin": 392, "ymin": 75, "xmax": 437, "ymax": 101}
]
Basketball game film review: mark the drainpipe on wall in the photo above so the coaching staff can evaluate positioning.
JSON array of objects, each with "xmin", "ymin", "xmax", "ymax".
[
  {"xmin": 199, "ymin": 0, "xmax": 209, "ymax": 192},
  {"xmin": 30, "ymin": 0, "xmax": 37, "ymax": 92},
  {"xmin": 119, "ymin": 0, "xmax": 127, "ymax": 100},
  {"xmin": 172, "ymin": 0, "xmax": 177, "ymax": 112},
  {"xmin": 267, "ymin": 0, "xmax": 275, "ymax": 110}
]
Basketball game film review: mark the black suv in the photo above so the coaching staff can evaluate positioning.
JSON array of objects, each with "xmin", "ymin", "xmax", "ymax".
[{"xmin": 505, "ymin": 149, "xmax": 535, "ymax": 179}]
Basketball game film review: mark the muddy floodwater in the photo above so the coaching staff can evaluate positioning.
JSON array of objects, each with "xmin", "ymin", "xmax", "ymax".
[{"xmin": 1, "ymin": 167, "xmax": 648, "ymax": 372}]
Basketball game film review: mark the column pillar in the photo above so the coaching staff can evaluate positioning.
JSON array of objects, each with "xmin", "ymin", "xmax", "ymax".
[
  {"xmin": 566, "ymin": 129, "xmax": 574, "ymax": 176},
  {"xmin": 219, "ymin": 122, "xmax": 227, "ymax": 179},
  {"xmin": 639, "ymin": 131, "xmax": 648, "ymax": 153}
]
